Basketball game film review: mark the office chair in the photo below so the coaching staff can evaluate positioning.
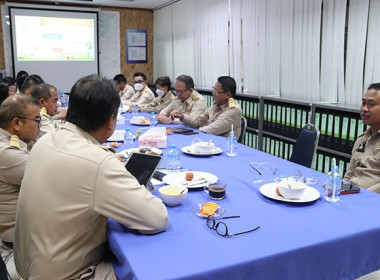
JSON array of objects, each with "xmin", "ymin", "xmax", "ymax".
[
  {"xmin": 289, "ymin": 123, "xmax": 320, "ymax": 168},
  {"xmin": 238, "ymin": 116, "xmax": 247, "ymax": 144}
]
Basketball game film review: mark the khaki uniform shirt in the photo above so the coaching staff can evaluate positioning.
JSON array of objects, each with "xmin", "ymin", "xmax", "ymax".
[
  {"xmin": 0, "ymin": 128, "xmax": 28, "ymax": 243},
  {"xmin": 139, "ymin": 91, "xmax": 174, "ymax": 114},
  {"xmin": 182, "ymin": 99, "xmax": 242, "ymax": 138},
  {"xmin": 120, "ymin": 84, "xmax": 135, "ymax": 101},
  {"xmin": 343, "ymin": 129, "xmax": 380, "ymax": 193},
  {"xmin": 159, "ymin": 90, "xmax": 207, "ymax": 118},
  {"xmin": 15, "ymin": 122, "xmax": 168, "ymax": 279},
  {"xmin": 123, "ymin": 86, "xmax": 154, "ymax": 106},
  {"xmin": 39, "ymin": 107, "xmax": 61, "ymax": 138}
]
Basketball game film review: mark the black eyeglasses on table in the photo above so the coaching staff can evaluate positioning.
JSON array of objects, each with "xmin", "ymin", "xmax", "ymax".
[
  {"xmin": 207, "ymin": 215, "xmax": 260, "ymax": 237},
  {"xmin": 16, "ymin": 116, "xmax": 42, "ymax": 125}
]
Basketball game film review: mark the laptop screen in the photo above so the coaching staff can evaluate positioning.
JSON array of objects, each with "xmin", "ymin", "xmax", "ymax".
[{"xmin": 124, "ymin": 152, "xmax": 162, "ymax": 186}]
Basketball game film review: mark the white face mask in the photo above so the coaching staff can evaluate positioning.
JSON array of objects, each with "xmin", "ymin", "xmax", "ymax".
[
  {"xmin": 156, "ymin": 89, "xmax": 165, "ymax": 96},
  {"xmin": 134, "ymin": 83, "xmax": 144, "ymax": 91}
]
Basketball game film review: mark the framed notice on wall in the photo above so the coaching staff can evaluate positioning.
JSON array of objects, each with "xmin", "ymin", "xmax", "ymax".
[{"xmin": 126, "ymin": 29, "xmax": 147, "ymax": 63}]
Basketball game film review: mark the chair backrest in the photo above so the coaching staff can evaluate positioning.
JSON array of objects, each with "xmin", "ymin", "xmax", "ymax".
[
  {"xmin": 289, "ymin": 123, "xmax": 320, "ymax": 168},
  {"xmin": 238, "ymin": 116, "xmax": 247, "ymax": 144}
]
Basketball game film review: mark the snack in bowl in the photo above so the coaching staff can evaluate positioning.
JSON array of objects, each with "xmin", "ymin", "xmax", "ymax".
[
  {"xmin": 200, "ymin": 202, "xmax": 218, "ymax": 216},
  {"xmin": 195, "ymin": 141, "xmax": 215, "ymax": 153},
  {"xmin": 186, "ymin": 172, "xmax": 194, "ymax": 181},
  {"xmin": 158, "ymin": 185, "xmax": 188, "ymax": 206},
  {"xmin": 140, "ymin": 118, "xmax": 150, "ymax": 124},
  {"xmin": 277, "ymin": 180, "xmax": 306, "ymax": 199}
]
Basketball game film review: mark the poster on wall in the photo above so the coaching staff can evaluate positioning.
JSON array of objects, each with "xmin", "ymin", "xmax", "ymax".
[{"xmin": 126, "ymin": 29, "xmax": 147, "ymax": 63}]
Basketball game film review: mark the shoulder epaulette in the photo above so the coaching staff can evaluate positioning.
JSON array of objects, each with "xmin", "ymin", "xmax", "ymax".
[
  {"xmin": 10, "ymin": 135, "xmax": 21, "ymax": 149},
  {"xmin": 192, "ymin": 95, "xmax": 199, "ymax": 101},
  {"xmin": 96, "ymin": 145, "xmax": 116, "ymax": 153},
  {"xmin": 41, "ymin": 107, "xmax": 48, "ymax": 116},
  {"xmin": 228, "ymin": 98, "xmax": 236, "ymax": 108}
]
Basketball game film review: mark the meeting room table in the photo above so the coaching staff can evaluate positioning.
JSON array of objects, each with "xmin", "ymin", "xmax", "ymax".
[{"xmin": 107, "ymin": 112, "xmax": 380, "ymax": 280}]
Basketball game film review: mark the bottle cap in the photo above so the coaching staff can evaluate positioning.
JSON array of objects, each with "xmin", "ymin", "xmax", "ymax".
[
  {"xmin": 151, "ymin": 112, "xmax": 155, "ymax": 115},
  {"xmin": 170, "ymin": 144, "xmax": 176, "ymax": 149},
  {"xmin": 126, "ymin": 128, "xmax": 130, "ymax": 132}
]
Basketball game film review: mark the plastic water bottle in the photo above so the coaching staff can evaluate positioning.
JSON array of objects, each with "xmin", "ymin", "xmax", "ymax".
[
  {"xmin": 167, "ymin": 144, "xmax": 180, "ymax": 172},
  {"xmin": 150, "ymin": 112, "xmax": 157, "ymax": 127},
  {"xmin": 226, "ymin": 129, "xmax": 237, "ymax": 157},
  {"xmin": 118, "ymin": 103, "xmax": 123, "ymax": 116},
  {"xmin": 132, "ymin": 105, "xmax": 138, "ymax": 117},
  {"xmin": 60, "ymin": 92, "xmax": 68, "ymax": 108},
  {"xmin": 324, "ymin": 165, "xmax": 341, "ymax": 202},
  {"xmin": 124, "ymin": 128, "xmax": 134, "ymax": 149}
]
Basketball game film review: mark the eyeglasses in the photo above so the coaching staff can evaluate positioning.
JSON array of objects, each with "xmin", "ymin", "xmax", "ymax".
[
  {"xmin": 249, "ymin": 162, "xmax": 277, "ymax": 175},
  {"xmin": 213, "ymin": 88, "xmax": 227, "ymax": 94},
  {"xmin": 172, "ymin": 88, "xmax": 189, "ymax": 95},
  {"xmin": 206, "ymin": 215, "xmax": 260, "ymax": 237},
  {"xmin": 133, "ymin": 80, "xmax": 144, "ymax": 84},
  {"xmin": 17, "ymin": 116, "xmax": 42, "ymax": 125}
]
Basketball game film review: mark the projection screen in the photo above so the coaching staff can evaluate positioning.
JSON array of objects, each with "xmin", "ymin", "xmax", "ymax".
[{"xmin": 9, "ymin": 7, "xmax": 99, "ymax": 93}]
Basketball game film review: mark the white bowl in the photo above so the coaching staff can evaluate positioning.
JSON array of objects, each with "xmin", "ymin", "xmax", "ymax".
[
  {"xmin": 194, "ymin": 141, "xmax": 215, "ymax": 153},
  {"xmin": 278, "ymin": 180, "xmax": 306, "ymax": 199},
  {"xmin": 158, "ymin": 185, "xmax": 188, "ymax": 206}
]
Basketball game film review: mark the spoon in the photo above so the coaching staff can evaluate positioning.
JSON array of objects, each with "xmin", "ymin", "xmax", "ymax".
[
  {"xmin": 208, "ymin": 140, "xmax": 213, "ymax": 146},
  {"xmin": 180, "ymin": 189, "xmax": 186, "ymax": 194}
]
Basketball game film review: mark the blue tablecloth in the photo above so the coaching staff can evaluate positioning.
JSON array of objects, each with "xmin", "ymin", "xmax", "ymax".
[{"xmin": 107, "ymin": 113, "xmax": 380, "ymax": 280}]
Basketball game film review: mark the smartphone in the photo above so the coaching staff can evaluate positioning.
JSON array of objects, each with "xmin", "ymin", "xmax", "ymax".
[
  {"xmin": 182, "ymin": 131, "xmax": 199, "ymax": 135},
  {"xmin": 341, "ymin": 183, "xmax": 361, "ymax": 195}
]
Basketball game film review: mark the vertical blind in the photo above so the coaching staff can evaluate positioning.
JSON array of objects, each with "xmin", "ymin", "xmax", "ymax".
[{"xmin": 153, "ymin": 0, "xmax": 380, "ymax": 108}]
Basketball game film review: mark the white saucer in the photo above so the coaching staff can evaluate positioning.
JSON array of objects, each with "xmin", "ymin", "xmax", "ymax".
[
  {"xmin": 162, "ymin": 171, "xmax": 218, "ymax": 189},
  {"xmin": 181, "ymin": 145, "xmax": 223, "ymax": 156},
  {"xmin": 259, "ymin": 182, "xmax": 320, "ymax": 203},
  {"xmin": 121, "ymin": 147, "xmax": 162, "ymax": 157}
]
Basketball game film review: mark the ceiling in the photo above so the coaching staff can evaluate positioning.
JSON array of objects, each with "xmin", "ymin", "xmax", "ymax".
[{"xmin": 6, "ymin": 0, "xmax": 176, "ymax": 10}]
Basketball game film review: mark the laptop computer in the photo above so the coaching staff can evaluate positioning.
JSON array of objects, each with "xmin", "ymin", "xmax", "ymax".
[{"xmin": 124, "ymin": 152, "xmax": 162, "ymax": 192}]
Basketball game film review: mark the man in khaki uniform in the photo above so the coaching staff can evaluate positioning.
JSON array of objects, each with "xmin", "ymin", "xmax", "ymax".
[
  {"xmin": 15, "ymin": 75, "xmax": 168, "ymax": 279},
  {"xmin": 158, "ymin": 75, "xmax": 207, "ymax": 124},
  {"xmin": 113, "ymin": 74, "xmax": 135, "ymax": 101},
  {"xmin": 344, "ymin": 83, "xmax": 380, "ymax": 193},
  {"xmin": 172, "ymin": 76, "xmax": 242, "ymax": 138},
  {"xmin": 0, "ymin": 95, "xmax": 41, "ymax": 245},
  {"xmin": 138, "ymin": 76, "xmax": 174, "ymax": 114},
  {"xmin": 124, "ymin": 72, "xmax": 154, "ymax": 107},
  {"xmin": 31, "ymin": 83, "xmax": 61, "ymax": 138}
]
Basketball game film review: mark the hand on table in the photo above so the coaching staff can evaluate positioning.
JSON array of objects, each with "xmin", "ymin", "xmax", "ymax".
[
  {"xmin": 158, "ymin": 114, "xmax": 173, "ymax": 124},
  {"xmin": 170, "ymin": 110, "xmax": 184, "ymax": 121}
]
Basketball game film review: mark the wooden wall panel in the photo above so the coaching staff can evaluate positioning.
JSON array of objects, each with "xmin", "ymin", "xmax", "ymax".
[{"xmin": 0, "ymin": 1, "xmax": 5, "ymax": 70}]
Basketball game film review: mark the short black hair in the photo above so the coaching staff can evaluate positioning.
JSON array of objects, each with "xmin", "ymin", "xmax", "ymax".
[
  {"xmin": 16, "ymin": 70, "xmax": 28, "ymax": 80},
  {"xmin": 218, "ymin": 76, "xmax": 237, "ymax": 97},
  {"xmin": 0, "ymin": 82, "xmax": 9, "ymax": 105},
  {"xmin": 20, "ymin": 75, "xmax": 44, "ymax": 94},
  {"xmin": 367, "ymin": 83, "xmax": 380, "ymax": 91},
  {"xmin": 66, "ymin": 75, "xmax": 120, "ymax": 132},
  {"xmin": 155, "ymin": 76, "xmax": 171, "ymax": 89},
  {"xmin": 0, "ymin": 95, "xmax": 40, "ymax": 128},
  {"xmin": 176, "ymin": 75, "xmax": 194, "ymax": 89},
  {"xmin": 133, "ymin": 72, "xmax": 146, "ymax": 81},
  {"xmin": 113, "ymin": 74, "xmax": 127, "ymax": 84},
  {"xmin": 3, "ymin": 76, "xmax": 16, "ymax": 86},
  {"xmin": 31, "ymin": 83, "xmax": 51, "ymax": 101}
]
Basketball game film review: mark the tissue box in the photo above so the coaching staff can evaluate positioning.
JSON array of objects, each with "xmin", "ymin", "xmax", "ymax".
[{"xmin": 138, "ymin": 127, "xmax": 167, "ymax": 148}]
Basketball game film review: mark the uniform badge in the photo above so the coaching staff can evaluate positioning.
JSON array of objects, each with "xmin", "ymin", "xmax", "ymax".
[
  {"xmin": 356, "ymin": 140, "xmax": 366, "ymax": 152},
  {"xmin": 10, "ymin": 135, "xmax": 21, "ymax": 149}
]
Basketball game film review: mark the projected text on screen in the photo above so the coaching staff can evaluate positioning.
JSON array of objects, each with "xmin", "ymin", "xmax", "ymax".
[{"xmin": 15, "ymin": 15, "xmax": 95, "ymax": 62}]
